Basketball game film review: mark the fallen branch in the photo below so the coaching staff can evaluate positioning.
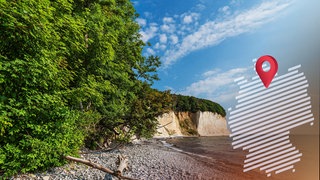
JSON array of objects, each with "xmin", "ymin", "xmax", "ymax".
[
  {"xmin": 64, "ymin": 155, "xmax": 137, "ymax": 180},
  {"xmin": 116, "ymin": 155, "xmax": 128, "ymax": 176}
]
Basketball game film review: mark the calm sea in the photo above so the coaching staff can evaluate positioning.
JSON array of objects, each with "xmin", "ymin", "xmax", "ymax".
[{"xmin": 165, "ymin": 135, "xmax": 319, "ymax": 180}]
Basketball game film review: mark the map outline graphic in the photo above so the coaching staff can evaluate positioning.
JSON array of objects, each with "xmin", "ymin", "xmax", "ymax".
[{"xmin": 227, "ymin": 60, "xmax": 314, "ymax": 177}]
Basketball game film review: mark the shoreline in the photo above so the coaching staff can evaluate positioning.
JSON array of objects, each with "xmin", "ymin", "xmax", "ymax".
[
  {"xmin": 152, "ymin": 134, "xmax": 231, "ymax": 141},
  {"xmin": 13, "ymin": 138, "xmax": 272, "ymax": 180}
]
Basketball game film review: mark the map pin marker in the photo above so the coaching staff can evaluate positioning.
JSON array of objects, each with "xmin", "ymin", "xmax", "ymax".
[{"xmin": 255, "ymin": 55, "xmax": 278, "ymax": 88}]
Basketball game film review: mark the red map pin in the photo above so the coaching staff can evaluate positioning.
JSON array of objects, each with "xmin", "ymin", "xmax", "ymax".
[{"xmin": 255, "ymin": 55, "xmax": 278, "ymax": 88}]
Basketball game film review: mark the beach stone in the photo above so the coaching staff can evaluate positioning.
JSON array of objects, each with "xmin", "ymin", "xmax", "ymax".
[
  {"xmin": 104, "ymin": 173, "xmax": 113, "ymax": 180},
  {"xmin": 42, "ymin": 176, "xmax": 50, "ymax": 180},
  {"xmin": 29, "ymin": 174, "xmax": 36, "ymax": 178}
]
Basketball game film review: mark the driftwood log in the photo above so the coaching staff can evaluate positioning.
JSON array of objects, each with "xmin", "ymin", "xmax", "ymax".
[
  {"xmin": 116, "ymin": 155, "xmax": 129, "ymax": 176},
  {"xmin": 64, "ymin": 155, "xmax": 136, "ymax": 180}
]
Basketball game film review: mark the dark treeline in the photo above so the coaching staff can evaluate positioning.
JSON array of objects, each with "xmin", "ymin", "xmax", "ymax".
[
  {"xmin": 0, "ymin": 0, "xmax": 225, "ymax": 177},
  {"xmin": 173, "ymin": 95, "xmax": 226, "ymax": 116}
]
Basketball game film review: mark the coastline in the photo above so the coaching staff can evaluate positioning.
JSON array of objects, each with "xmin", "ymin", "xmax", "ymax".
[{"xmin": 13, "ymin": 138, "xmax": 273, "ymax": 180}]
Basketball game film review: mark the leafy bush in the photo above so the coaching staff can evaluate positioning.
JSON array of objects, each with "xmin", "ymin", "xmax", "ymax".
[
  {"xmin": 0, "ymin": 0, "xmax": 160, "ymax": 177},
  {"xmin": 0, "ymin": 0, "xmax": 225, "ymax": 177},
  {"xmin": 0, "ymin": 50, "xmax": 84, "ymax": 178}
]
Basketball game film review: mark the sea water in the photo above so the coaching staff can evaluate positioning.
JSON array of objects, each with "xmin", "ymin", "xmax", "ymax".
[{"xmin": 165, "ymin": 135, "xmax": 319, "ymax": 180}]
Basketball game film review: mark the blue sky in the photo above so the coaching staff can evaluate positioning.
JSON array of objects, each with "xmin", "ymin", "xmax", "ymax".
[{"xmin": 133, "ymin": 0, "xmax": 320, "ymax": 114}]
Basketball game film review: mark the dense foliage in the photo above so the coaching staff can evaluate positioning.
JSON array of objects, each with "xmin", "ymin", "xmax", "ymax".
[
  {"xmin": 0, "ymin": 0, "xmax": 225, "ymax": 177},
  {"xmin": 0, "ymin": 0, "xmax": 166, "ymax": 177},
  {"xmin": 173, "ymin": 95, "xmax": 226, "ymax": 117}
]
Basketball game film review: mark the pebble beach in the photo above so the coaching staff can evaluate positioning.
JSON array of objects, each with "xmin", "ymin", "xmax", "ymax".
[{"xmin": 13, "ymin": 139, "xmax": 273, "ymax": 180}]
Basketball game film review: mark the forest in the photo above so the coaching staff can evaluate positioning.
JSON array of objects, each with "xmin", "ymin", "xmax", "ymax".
[{"xmin": 0, "ymin": 0, "xmax": 225, "ymax": 177}]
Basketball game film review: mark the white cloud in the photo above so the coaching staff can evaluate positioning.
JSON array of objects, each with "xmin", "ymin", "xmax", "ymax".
[
  {"xmin": 160, "ymin": 24, "xmax": 170, "ymax": 32},
  {"xmin": 160, "ymin": 45, "xmax": 166, "ymax": 50},
  {"xmin": 155, "ymin": 42, "xmax": 166, "ymax": 50},
  {"xmin": 219, "ymin": 6, "xmax": 231, "ymax": 15},
  {"xmin": 146, "ymin": 48, "xmax": 155, "ymax": 55},
  {"xmin": 162, "ymin": 0, "xmax": 291, "ymax": 67},
  {"xmin": 136, "ymin": 18, "xmax": 147, "ymax": 27},
  {"xmin": 182, "ymin": 68, "xmax": 248, "ymax": 96},
  {"xmin": 159, "ymin": 34, "xmax": 167, "ymax": 43},
  {"xmin": 160, "ymin": 23, "xmax": 176, "ymax": 33},
  {"xmin": 164, "ymin": 86, "xmax": 174, "ymax": 91},
  {"xmin": 163, "ymin": 17, "xmax": 174, "ymax": 24},
  {"xmin": 132, "ymin": 1, "xmax": 139, "ymax": 6},
  {"xmin": 154, "ymin": 43, "xmax": 160, "ymax": 49},
  {"xmin": 183, "ymin": 15, "xmax": 193, "ymax": 24},
  {"xmin": 182, "ymin": 13, "xmax": 200, "ymax": 24},
  {"xmin": 180, "ymin": 25, "xmax": 193, "ymax": 33},
  {"xmin": 180, "ymin": 67, "xmax": 249, "ymax": 105},
  {"xmin": 140, "ymin": 23, "xmax": 158, "ymax": 42},
  {"xmin": 196, "ymin": 4, "xmax": 206, "ymax": 11},
  {"xmin": 170, "ymin": 35, "xmax": 179, "ymax": 44},
  {"xmin": 202, "ymin": 69, "xmax": 220, "ymax": 77},
  {"xmin": 213, "ymin": 91, "xmax": 238, "ymax": 106},
  {"xmin": 230, "ymin": 0, "xmax": 242, "ymax": 6}
]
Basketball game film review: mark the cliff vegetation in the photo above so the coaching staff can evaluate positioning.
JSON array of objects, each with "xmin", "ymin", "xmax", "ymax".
[{"xmin": 173, "ymin": 95, "xmax": 226, "ymax": 117}]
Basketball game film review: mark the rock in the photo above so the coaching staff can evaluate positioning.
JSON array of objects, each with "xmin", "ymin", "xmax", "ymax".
[
  {"xmin": 42, "ymin": 176, "xmax": 50, "ymax": 180},
  {"xmin": 29, "ymin": 174, "xmax": 36, "ymax": 178}
]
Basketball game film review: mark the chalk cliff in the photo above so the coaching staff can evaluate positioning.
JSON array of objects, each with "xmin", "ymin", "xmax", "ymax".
[{"xmin": 154, "ymin": 111, "xmax": 229, "ymax": 138}]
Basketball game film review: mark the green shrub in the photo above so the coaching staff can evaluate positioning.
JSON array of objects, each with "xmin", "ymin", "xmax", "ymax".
[
  {"xmin": 0, "ymin": 0, "xmax": 224, "ymax": 177},
  {"xmin": 0, "ymin": 107, "xmax": 83, "ymax": 177}
]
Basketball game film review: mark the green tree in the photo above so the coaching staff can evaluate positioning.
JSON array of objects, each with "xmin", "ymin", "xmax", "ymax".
[
  {"xmin": 0, "ymin": 0, "xmax": 225, "ymax": 177},
  {"xmin": 0, "ymin": 0, "xmax": 161, "ymax": 177},
  {"xmin": 60, "ymin": 0, "xmax": 161, "ymax": 148},
  {"xmin": 125, "ymin": 84, "xmax": 172, "ymax": 139},
  {"xmin": 0, "ymin": 0, "xmax": 83, "ymax": 176}
]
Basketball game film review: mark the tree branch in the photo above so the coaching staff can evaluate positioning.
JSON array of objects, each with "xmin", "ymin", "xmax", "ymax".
[
  {"xmin": 116, "ymin": 155, "xmax": 129, "ymax": 177},
  {"xmin": 64, "ymin": 155, "xmax": 137, "ymax": 180},
  {"xmin": 157, "ymin": 121, "xmax": 172, "ymax": 129}
]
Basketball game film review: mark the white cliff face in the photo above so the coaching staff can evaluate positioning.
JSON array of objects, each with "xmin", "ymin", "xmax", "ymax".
[
  {"xmin": 154, "ymin": 111, "xmax": 229, "ymax": 138},
  {"xmin": 196, "ymin": 111, "xmax": 229, "ymax": 136},
  {"xmin": 154, "ymin": 111, "xmax": 183, "ymax": 138}
]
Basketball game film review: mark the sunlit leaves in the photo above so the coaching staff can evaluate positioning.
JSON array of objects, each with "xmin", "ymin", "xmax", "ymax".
[{"xmin": 0, "ymin": 0, "xmax": 162, "ymax": 177}]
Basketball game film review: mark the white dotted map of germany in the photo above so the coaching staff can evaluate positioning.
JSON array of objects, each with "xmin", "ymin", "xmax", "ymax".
[{"xmin": 227, "ymin": 58, "xmax": 315, "ymax": 177}]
